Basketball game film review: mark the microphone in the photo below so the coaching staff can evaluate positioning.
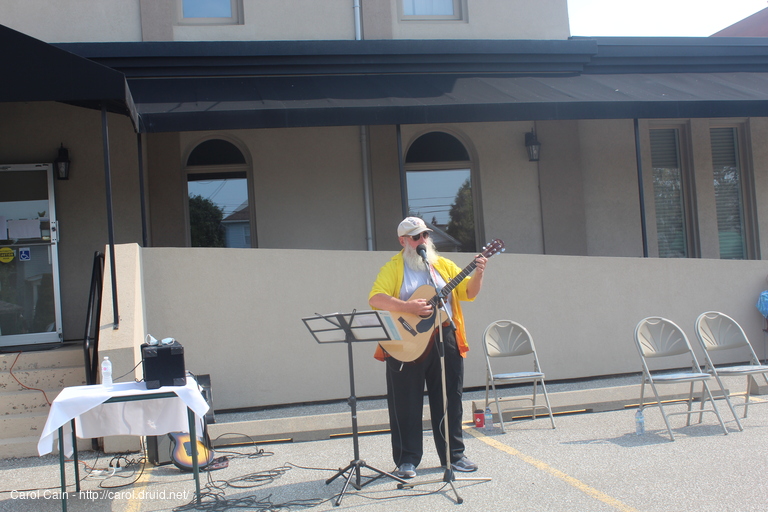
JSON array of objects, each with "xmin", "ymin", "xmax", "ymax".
[{"xmin": 416, "ymin": 243, "xmax": 428, "ymax": 263}]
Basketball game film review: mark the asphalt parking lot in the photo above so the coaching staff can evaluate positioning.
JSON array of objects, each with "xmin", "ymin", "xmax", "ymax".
[{"xmin": 1, "ymin": 377, "xmax": 767, "ymax": 512}]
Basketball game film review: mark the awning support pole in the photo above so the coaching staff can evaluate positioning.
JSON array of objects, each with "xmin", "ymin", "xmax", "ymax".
[
  {"xmin": 634, "ymin": 118, "xmax": 649, "ymax": 258},
  {"xmin": 137, "ymin": 133, "xmax": 148, "ymax": 248},
  {"xmin": 102, "ymin": 105, "xmax": 119, "ymax": 329}
]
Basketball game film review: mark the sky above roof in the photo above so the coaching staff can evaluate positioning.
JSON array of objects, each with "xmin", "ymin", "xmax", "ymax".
[{"xmin": 568, "ymin": 0, "xmax": 768, "ymax": 37}]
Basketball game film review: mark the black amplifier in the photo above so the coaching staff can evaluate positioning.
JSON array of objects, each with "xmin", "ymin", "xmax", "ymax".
[{"xmin": 141, "ymin": 339, "xmax": 186, "ymax": 389}]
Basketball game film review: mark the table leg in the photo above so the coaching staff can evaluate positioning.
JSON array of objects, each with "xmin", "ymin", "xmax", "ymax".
[
  {"xmin": 71, "ymin": 420, "xmax": 80, "ymax": 492},
  {"xmin": 57, "ymin": 426, "xmax": 67, "ymax": 512},
  {"xmin": 187, "ymin": 407, "xmax": 201, "ymax": 504}
]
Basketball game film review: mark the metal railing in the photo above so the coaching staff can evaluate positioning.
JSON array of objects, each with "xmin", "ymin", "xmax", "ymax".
[{"xmin": 82, "ymin": 252, "xmax": 104, "ymax": 386}]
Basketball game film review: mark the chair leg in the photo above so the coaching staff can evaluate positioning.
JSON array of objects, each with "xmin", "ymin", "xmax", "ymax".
[
  {"xmin": 491, "ymin": 382, "xmax": 506, "ymax": 433},
  {"xmin": 647, "ymin": 379, "xmax": 676, "ymax": 441},
  {"xmin": 743, "ymin": 376, "xmax": 751, "ymax": 419},
  {"xmin": 714, "ymin": 373, "xmax": 743, "ymax": 431},
  {"xmin": 686, "ymin": 381, "xmax": 697, "ymax": 427},
  {"xmin": 540, "ymin": 380, "xmax": 556, "ymax": 429},
  {"xmin": 701, "ymin": 381, "xmax": 729, "ymax": 436}
]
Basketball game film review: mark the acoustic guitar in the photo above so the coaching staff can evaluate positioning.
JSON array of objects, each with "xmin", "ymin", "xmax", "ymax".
[
  {"xmin": 378, "ymin": 239, "xmax": 505, "ymax": 363},
  {"xmin": 168, "ymin": 431, "xmax": 215, "ymax": 471}
]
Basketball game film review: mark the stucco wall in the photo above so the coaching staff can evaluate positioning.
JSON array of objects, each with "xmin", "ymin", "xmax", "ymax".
[
  {"xmin": 0, "ymin": 102, "xmax": 142, "ymax": 340},
  {"xmin": 0, "ymin": 0, "xmax": 569, "ymax": 43},
  {"xmin": 124, "ymin": 245, "xmax": 768, "ymax": 411},
  {"xmin": 168, "ymin": 127, "xmax": 368, "ymax": 250},
  {"xmin": 0, "ymin": 0, "xmax": 142, "ymax": 42},
  {"xmin": 390, "ymin": 0, "xmax": 570, "ymax": 40},
  {"xmin": 580, "ymin": 119, "xmax": 645, "ymax": 257}
]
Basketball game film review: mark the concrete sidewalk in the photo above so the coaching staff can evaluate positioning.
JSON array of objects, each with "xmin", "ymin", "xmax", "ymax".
[{"xmin": 2, "ymin": 376, "xmax": 767, "ymax": 512}]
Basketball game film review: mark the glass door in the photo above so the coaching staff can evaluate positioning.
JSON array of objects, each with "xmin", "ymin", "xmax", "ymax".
[{"xmin": 0, "ymin": 163, "xmax": 62, "ymax": 347}]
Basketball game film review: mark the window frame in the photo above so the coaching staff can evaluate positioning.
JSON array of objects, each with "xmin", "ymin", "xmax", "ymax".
[
  {"xmin": 709, "ymin": 121, "xmax": 758, "ymax": 260},
  {"xmin": 178, "ymin": 0, "xmax": 243, "ymax": 25},
  {"xmin": 183, "ymin": 137, "xmax": 256, "ymax": 248},
  {"xmin": 398, "ymin": 0, "xmax": 466, "ymax": 21},
  {"xmin": 647, "ymin": 123, "xmax": 700, "ymax": 258},
  {"xmin": 402, "ymin": 130, "xmax": 481, "ymax": 252}
]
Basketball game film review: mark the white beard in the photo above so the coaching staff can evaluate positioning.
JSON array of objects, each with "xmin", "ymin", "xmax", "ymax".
[{"xmin": 403, "ymin": 239, "xmax": 440, "ymax": 271}]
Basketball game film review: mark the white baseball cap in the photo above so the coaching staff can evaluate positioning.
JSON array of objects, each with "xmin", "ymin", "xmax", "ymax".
[{"xmin": 397, "ymin": 217, "xmax": 433, "ymax": 237}]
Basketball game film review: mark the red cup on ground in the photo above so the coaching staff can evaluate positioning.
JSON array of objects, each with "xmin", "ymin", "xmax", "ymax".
[{"xmin": 474, "ymin": 410, "xmax": 484, "ymax": 428}]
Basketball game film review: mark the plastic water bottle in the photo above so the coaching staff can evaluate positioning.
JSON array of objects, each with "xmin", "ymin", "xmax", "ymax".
[
  {"xmin": 635, "ymin": 408, "xmax": 645, "ymax": 435},
  {"xmin": 484, "ymin": 406, "xmax": 494, "ymax": 431},
  {"xmin": 101, "ymin": 357, "xmax": 113, "ymax": 389}
]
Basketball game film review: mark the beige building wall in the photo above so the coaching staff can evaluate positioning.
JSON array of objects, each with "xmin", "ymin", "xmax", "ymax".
[
  {"xmin": 174, "ymin": 0, "xmax": 356, "ymax": 41},
  {"xmin": 388, "ymin": 0, "xmax": 570, "ymax": 40},
  {"xmin": 580, "ymin": 119, "xmax": 645, "ymax": 257},
  {"xmin": 0, "ymin": 0, "xmax": 570, "ymax": 43},
  {"xmin": 0, "ymin": 0, "xmax": 142, "ymax": 42},
  {"xmin": 3, "ymin": 99, "xmax": 767, "ymax": 348},
  {"xmin": 0, "ymin": 102, "xmax": 142, "ymax": 340},
  {"xmin": 125, "ymin": 245, "xmax": 768, "ymax": 410}
]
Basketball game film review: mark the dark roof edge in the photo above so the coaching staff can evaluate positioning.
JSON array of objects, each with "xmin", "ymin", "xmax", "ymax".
[{"xmin": 56, "ymin": 37, "xmax": 768, "ymax": 77}]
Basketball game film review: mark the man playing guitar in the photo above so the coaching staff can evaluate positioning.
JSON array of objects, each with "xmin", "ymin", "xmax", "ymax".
[{"xmin": 369, "ymin": 217, "xmax": 492, "ymax": 480}]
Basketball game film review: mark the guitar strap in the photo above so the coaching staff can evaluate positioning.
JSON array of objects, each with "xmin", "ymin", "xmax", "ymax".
[{"xmin": 427, "ymin": 264, "xmax": 452, "ymax": 316}]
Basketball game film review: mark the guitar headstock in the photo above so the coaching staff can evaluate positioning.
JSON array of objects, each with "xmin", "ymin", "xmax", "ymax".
[{"xmin": 481, "ymin": 239, "xmax": 505, "ymax": 259}]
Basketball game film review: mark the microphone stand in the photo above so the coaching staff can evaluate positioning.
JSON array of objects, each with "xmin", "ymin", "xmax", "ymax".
[{"xmin": 399, "ymin": 249, "xmax": 490, "ymax": 504}]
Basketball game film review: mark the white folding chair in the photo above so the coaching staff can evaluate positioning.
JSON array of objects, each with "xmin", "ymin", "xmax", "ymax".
[
  {"xmin": 634, "ymin": 317, "xmax": 728, "ymax": 440},
  {"xmin": 694, "ymin": 311, "xmax": 768, "ymax": 431},
  {"xmin": 482, "ymin": 320, "xmax": 555, "ymax": 433}
]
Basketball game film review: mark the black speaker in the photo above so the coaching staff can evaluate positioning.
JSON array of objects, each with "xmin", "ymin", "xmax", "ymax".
[
  {"xmin": 146, "ymin": 433, "xmax": 173, "ymax": 465},
  {"xmin": 141, "ymin": 339, "xmax": 186, "ymax": 389}
]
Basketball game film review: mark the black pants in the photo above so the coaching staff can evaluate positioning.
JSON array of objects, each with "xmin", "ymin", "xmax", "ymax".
[{"xmin": 385, "ymin": 326, "xmax": 465, "ymax": 468}]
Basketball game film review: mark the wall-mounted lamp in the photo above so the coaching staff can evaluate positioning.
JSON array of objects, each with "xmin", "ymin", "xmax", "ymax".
[
  {"xmin": 525, "ymin": 129, "xmax": 541, "ymax": 162},
  {"xmin": 55, "ymin": 144, "xmax": 70, "ymax": 180}
]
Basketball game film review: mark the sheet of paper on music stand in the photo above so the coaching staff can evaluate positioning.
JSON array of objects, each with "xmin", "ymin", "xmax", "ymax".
[
  {"xmin": 303, "ymin": 315, "xmax": 348, "ymax": 343},
  {"xmin": 371, "ymin": 311, "xmax": 402, "ymax": 341},
  {"xmin": 349, "ymin": 311, "xmax": 390, "ymax": 341}
]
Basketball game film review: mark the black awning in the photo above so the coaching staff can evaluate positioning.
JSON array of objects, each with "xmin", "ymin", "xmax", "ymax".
[
  {"xmin": 0, "ymin": 24, "xmax": 138, "ymax": 128},
  {"xmin": 132, "ymin": 71, "xmax": 768, "ymax": 132}
]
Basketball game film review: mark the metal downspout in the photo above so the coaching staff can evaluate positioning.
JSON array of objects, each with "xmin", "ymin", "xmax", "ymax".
[
  {"xmin": 634, "ymin": 118, "xmax": 649, "ymax": 257},
  {"xmin": 354, "ymin": 0, "xmax": 374, "ymax": 250},
  {"xmin": 397, "ymin": 124, "xmax": 407, "ymax": 218}
]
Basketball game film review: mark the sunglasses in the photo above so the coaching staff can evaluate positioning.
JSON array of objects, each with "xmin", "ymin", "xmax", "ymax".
[{"xmin": 409, "ymin": 232, "xmax": 430, "ymax": 242}]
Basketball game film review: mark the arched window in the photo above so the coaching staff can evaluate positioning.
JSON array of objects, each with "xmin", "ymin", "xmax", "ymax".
[
  {"xmin": 185, "ymin": 138, "xmax": 254, "ymax": 248},
  {"xmin": 405, "ymin": 131, "xmax": 476, "ymax": 252}
]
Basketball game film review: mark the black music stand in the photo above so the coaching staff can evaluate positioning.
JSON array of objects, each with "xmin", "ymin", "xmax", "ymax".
[{"xmin": 302, "ymin": 310, "xmax": 408, "ymax": 506}]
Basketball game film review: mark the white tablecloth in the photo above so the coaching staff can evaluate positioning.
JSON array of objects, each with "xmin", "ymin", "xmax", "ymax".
[{"xmin": 38, "ymin": 378, "xmax": 210, "ymax": 457}]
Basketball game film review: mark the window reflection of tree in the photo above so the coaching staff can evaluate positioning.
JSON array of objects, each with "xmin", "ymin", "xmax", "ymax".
[{"xmin": 405, "ymin": 132, "xmax": 476, "ymax": 252}]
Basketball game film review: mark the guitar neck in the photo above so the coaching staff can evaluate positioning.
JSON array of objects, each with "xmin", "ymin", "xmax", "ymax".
[{"xmin": 429, "ymin": 260, "xmax": 477, "ymax": 306}]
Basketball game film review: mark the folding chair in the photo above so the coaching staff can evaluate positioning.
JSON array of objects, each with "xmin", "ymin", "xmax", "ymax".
[
  {"xmin": 694, "ymin": 311, "xmax": 768, "ymax": 431},
  {"xmin": 482, "ymin": 320, "xmax": 555, "ymax": 433},
  {"xmin": 634, "ymin": 317, "xmax": 728, "ymax": 440}
]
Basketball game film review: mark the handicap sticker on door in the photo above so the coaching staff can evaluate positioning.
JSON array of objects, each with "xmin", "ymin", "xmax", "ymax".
[{"xmin": 19, "ymin": 248, "xmax": 31, "ymax": 261}]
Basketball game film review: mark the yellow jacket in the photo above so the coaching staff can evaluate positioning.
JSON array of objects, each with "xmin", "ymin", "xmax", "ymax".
[{"xmin": 369, "ymin": 251, "xmax": 475, "ymax": 361}]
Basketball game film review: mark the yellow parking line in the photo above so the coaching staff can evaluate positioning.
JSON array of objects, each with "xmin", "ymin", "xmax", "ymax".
[
  {"xmin": 123, "ymin": 465, "xmax": 153, "ymax": 512},
  {"xmin": 465, "ymin": 428, "xmax": 640, "ymax": 512}
]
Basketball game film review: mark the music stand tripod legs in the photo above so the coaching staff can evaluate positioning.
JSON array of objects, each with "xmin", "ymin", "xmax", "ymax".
[
  {"xmin": 302, "ymin": 311, "xmax": 407, "ymax": 506},
  {"xmin": 325, "ymin": 333, "xmax": 408, "ymax": 506}
]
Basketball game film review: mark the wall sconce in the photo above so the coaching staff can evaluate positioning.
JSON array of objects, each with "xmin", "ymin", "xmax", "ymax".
[
  {"xmin": 55, "ymin": 144, "xmax": 70, "ymax": 180},
  {"xmin": 525, "ymin": 129, "xmax": 541, "ymax": 162}
]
